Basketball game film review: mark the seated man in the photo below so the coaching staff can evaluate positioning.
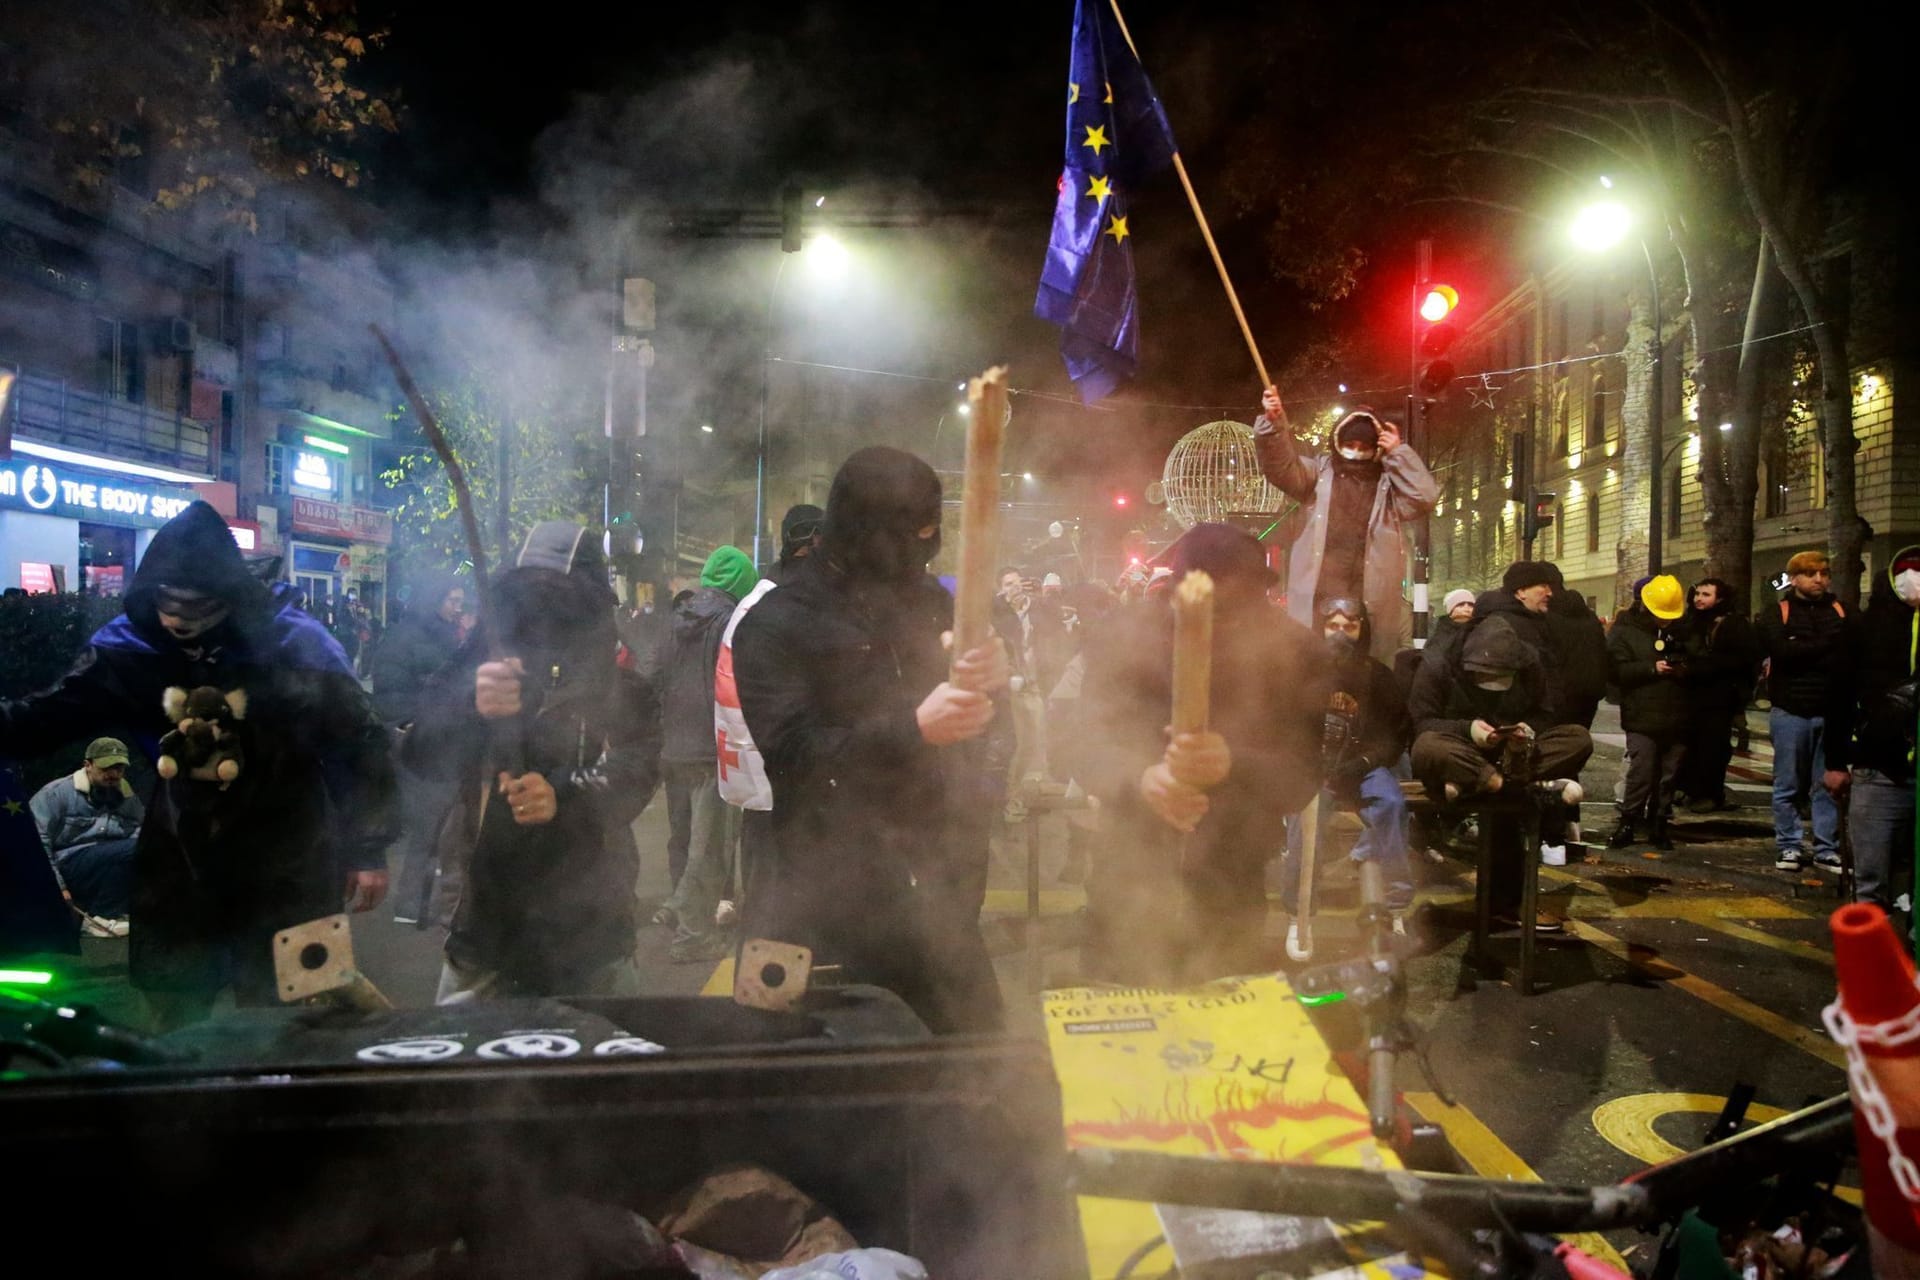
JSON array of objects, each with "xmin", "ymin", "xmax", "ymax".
[
  {"xmin": 30, "ymin": 737, "xmax": 143, "ymax": 935},
  {"xmin": 1408, "ymin": 617, "xmax": 1592, "ymax": 927},
  {"xmin": 1282, "ymin": 599, "xmax": 1415, "ymax": 924}
]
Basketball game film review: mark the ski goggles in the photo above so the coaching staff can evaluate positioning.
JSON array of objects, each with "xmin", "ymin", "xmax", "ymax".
[{"xmin": 152, "ymin": 587, "xmax": 228, "ymax": 621}]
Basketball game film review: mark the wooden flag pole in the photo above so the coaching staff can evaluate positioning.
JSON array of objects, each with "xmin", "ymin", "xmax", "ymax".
[
  {"xmin": 952, "ymin": 366, "xmax": 1010, "ymax": 678},
  {"xmin": 1105, "ymin": 0, "xmax": 1272, "ymax": 391},
  {"xmin": 1170, "ymin": 570, "xmax": 1214, "ymax": 736}
]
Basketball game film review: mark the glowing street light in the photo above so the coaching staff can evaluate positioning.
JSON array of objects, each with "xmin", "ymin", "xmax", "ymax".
[
  {"xmin": 1569, "ymin": 199, "xmax": 1633, "ymax": 253},
  {"xmin": 699, "ymin": 423, "xmax": 714, "ymax": 433},
  {"xmin": 803, "ymin": 231, "xmax": 849, "ymax": 284}
]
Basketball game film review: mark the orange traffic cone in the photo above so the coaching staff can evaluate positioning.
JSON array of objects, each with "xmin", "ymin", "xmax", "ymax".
[{"xmin": 1827, "ymin": 902, "xmax": 1920, "ymax": 1275}]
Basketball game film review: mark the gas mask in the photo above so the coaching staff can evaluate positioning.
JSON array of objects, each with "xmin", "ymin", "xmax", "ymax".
[{"xmin": 1323, "ymin": 630, "xmax": 1359, "ymax": 658}]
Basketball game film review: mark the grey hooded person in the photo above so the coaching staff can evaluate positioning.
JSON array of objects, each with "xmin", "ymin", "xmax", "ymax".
[{"xmin": 1255, "ymin": 388, "xmax": 1439, "ymax": 661}]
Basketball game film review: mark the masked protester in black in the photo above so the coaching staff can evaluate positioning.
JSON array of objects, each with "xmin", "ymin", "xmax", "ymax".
[
  {"xmin": 0, "ymin": 501, "xmax": 395, "ymax": 1027},
  {"xmin": 405, "ymin": 524, "xmax": 662, "ymax": 1001},
  {"xmin": 731, "ymin": 447, "xmax": 1011, "ymax": 1034},
  {"xmin": 1675, "ymin": 577, "xmax": 1760, "ymax": 812},
  {"xmin": 1081, "ymin": 523, "xmax": 1323, "ymax": 986}
]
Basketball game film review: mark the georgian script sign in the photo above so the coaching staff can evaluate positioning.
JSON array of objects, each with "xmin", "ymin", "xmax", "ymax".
[{"xmin": 290, "ymin": 496, "xmax": 392, "ymax": 545}]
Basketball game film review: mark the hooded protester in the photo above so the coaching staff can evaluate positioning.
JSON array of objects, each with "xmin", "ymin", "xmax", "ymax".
[
  {"xmin": 730, "ymin": 447, "xmax": 1010, "ymax": 1034},
  {"xmin": 1279, "ymin": 598, "xmax": 1415, "ymax": 924},
  {"xmin": 656, "ymin": 545, "xmax": 759, "ymax": 962},
  {"xmin": 1824, "ymin": 545, "xmax": 1920, "ymax": 911},
  {"xmin": 768, "ymin": 503, "xmax": 825, "ymax": 584},
  {"xmin": 1605, "ymin": 575, "xmax": 1696, "ymax": 851},
  {"xmin": 1254, "ymin": 389, "xmax": 1438, "ymax": 660},
  {"xmin": 0, "ymin": 501, "xmax": 395, "ymax": 1026},
  {"xmin": 1676, "ymin": 577, "xmax": 1760, "ymax": 812},
  {"xmin": 1409, "ymin": 612, "xmax": 1591, "ymax": 926},
  {"xmin": 1080, "ymin": 523, "xmax": 1323, "ymax": 985},
  {"xmin": 405, "ymin": 523, "xmax": 662, "ymax": 1001},
  {"xmin": 1756, "ymin": 550, "xmax": 1852, "ymax": 872}
]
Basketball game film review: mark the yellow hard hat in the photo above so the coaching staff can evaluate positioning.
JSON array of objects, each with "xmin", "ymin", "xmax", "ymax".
[{"xmin": 1641, "ymin": 574, "xmax": 1686, "ymax": 620}]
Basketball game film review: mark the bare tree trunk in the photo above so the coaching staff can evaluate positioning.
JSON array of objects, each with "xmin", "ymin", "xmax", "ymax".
[
  {"xmin": 1616, "ymin": 285, "xmax": 1655, "ymax": 609},
  {"xmin": 1699, "ymin": 235, "xmax": 1775, "ymax": 606}
]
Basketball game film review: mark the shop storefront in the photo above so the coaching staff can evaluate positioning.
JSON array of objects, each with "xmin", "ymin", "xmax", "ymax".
[
  {"xmin": 0, "ymin": 451, "xmax": 202, "ymax": 595},
  {"xmin": 286, "ymin": 495, "xmax": 392, "ymax": 619}
]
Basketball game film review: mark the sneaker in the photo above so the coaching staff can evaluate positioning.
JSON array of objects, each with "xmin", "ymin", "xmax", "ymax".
[
  {"xmin": 1534, "ymin": 912, "xmax": 1565, "ymax": 934},
  {"xmin": 714, "ymin": 899, "xmax": 738, "ymax": 927},
  {"xmin": 1775, "ymin": 850, "xmax": 1805, "ymax": 871},
  {"xmin": 1540, "ymin": 843, "xmax": 1568, "ymax": 867},
  {"xmin": 650, "ymin": 905, "xmax": 678, "ymax": 928},
  {"xmin": 1607, "ymin": 822, "xmax": 1637, "ymax": 850},
  {"xmin": 1813, "ymin": 851, "xmax": 1844, "ymax": 872},
  {"xmin": 80, "ymin": 915, "xmax": 130, "ymax": 939},
  {"xmin": 1390, "ymin": 913, "xmax": 1409, "ymax": 938}
]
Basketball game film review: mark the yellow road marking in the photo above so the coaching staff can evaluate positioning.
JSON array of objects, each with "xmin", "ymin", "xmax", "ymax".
[
  {"xmin": 1405, "ymin": 1092, "xmax": 1628, "ymax": 1269},
  {"xmin": 1685, "ymin": 912, "xmax": 1833, "ymax": 965},
  {"xmin": 1590, "ymin": 1092, "xmax": 1861, "ymax": 1208},
  {"xmin": 1562, "ymin": 918, "xmax": 1844, "ymax": 1069},
  {"xmin": 700, "ymin": 955, "xmax": 735, "ymax": 997}
]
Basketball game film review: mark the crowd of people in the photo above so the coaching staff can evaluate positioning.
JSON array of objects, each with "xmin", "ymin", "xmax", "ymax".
[{"xmin": 2, "ymin": 388, "xmax": 1914, "ymax": 1033}]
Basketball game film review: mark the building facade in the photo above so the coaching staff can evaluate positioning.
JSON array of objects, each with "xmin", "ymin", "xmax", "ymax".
[{"xmin": 1429, "ymin": 249, "xmax": 1911, "ymax": 617}]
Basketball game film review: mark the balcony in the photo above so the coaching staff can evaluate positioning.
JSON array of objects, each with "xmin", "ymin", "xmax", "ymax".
[{"xmin": 3, "ymin": 361, "xmax": 212, "ymax": 477}]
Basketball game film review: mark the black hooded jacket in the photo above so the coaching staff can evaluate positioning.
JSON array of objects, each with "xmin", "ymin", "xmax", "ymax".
[
  {"xmin": 0, "ymin": 501, "xmax": 395, "ymax": 996},
  {"xmin": 371, "ymin": 582, "xmax": 463, "ymax": 727},
  {"xmin": 1544, "ymin": 589, "xmax": 1610, "ymax": 728},
  {"xmin": 1409, "ymin": 616, "xmax": 1555, "ymax": 739},
  {"xmin": 1682, "ymin": 592, "xmax": 1760, "ymax": 714},
  {"xmin": 659, "ymin": 586, "xmax": 739, "ymax": 765},
  {"xmin": 405, "ymin": 544, "xmax": 662, "ymax": 992},
  {"xmin": 1319, "ymin": 614, "xmax": 1411, "ymax": 785},
  {"xmin": 730, "ymin": 447, "xmax": 1002, "ymax": 1033},
  {"xmin": 1756, "ymin": 589, "xmax": 1852, "ymax": 716},
  {"xmin": 1470, "ymin": 590, "xmax": 1563, "ymax": 719},
  {"xmin": 1826, "ymin": 558, "xmax": 1920, "ymax": 782}
]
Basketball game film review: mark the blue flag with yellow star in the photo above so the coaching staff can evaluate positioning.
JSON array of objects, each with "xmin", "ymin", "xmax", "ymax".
[{"xmin": 1034, "ymin": 0, "xmax": 1178, "ymax": 403}]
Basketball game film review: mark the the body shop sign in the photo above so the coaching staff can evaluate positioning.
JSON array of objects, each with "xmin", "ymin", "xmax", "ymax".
[{"xmin": 0, "ymin": 460, "xmax": 195, "ymax": 528}]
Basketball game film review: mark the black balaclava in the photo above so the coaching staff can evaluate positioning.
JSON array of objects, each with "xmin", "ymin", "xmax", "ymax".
[
  {"xmin": 1318, "ymin": 596, "xmax": 1372, "ymax": 659},
  {"xmin": 123, "ymin": 500, "xmax": 272, "ymax": 646},
  {"xmin": 822, "ymin": 447, "xmax": 943, "ymax": 586},
  {"xmin": 780, "ymin": 503, "xmax": 826, "ymax": 567}
]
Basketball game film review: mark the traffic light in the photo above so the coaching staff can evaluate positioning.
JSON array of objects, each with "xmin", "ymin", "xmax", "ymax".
[
  {"xmin": 1525, "ymin": 492, "xmax": 1557, "ymax": 543},
  {"xmin": 1113, "ymin": 492, "xmax": 1130, "ymax": 508},
  {"xmin": 780, "ymin": 184, "xmax": 804, "ymax": 253},
  {"xmin": 1417, "ymin": 282, "xmax": 1461, "ymax": 401}
]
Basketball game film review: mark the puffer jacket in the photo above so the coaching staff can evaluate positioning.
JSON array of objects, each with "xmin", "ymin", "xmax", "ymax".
[
  {"xmin": 1606, "ymin": 606, "xmax": 1695, "ymax": 737},
  {"xmin": 1756, "ymin": 591, "xmax": 1851, "ymax": 716},
  {"xmin": 29, "ymin": 769, "xmax": 143, "ymax": 855}
]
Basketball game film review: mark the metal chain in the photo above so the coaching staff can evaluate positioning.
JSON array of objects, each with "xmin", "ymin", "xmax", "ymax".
[{"xmin": 1823, "ymin": 996, "xmax": 1920, "ymax": 1201}]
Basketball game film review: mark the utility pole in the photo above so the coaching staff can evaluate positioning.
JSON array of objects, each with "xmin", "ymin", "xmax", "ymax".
[
  {"xmin": 605, "ymin": 277, "xmax": 654, "ymax": 597},
  {"xmin": 1408, "ymin": 238, "xmax": 1433, "ymax": 645}
]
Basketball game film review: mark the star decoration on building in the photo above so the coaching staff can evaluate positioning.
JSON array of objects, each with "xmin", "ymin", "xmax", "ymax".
[
  {"xmin": 1105, "ymin": 215, "xmax": 1130, "ymax": 244},
  {"xmin": 1069, "ymin": 83, "xmax": 1080, "ymax": 104},
  {"xmin": 1086, "ymin": 174, "xmax": 1113, "ymax": 204},
  {"xmin": 1467, "ymin": 372, "xmax": 1504, "ymax": 410},
  {"xmin": 1082, "ymin": 124, "xmax": 1110, "ymax": 156}
]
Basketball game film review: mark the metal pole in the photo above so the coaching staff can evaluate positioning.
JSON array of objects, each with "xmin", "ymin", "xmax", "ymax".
[
  {"xmin": 1410, "ymin": 239, "xmax": 1432, "ymax": 644},
  {"xmin": 1644, "ymin": 238, "xmax": 1663, "ymax": 574},
  {"xmin": 753, "ymin": 255, "xmax": 792, "ymax": 573}
]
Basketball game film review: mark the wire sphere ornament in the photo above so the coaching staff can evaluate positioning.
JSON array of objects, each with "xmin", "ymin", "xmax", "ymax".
[{"xmin": 1161, "ymin": 420, "xmax": 1284, "ymax": 529}]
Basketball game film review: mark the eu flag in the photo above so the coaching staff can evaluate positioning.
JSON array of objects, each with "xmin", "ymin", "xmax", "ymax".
[{"xmin": 1034, "ymin": 0, "xmax": 1178, "ymax": 403}]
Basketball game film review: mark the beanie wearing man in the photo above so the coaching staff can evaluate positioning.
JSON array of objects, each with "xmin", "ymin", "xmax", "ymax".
[{"xmin": 701, "ymin": 546, "xmax": 759, "ymax": 602}]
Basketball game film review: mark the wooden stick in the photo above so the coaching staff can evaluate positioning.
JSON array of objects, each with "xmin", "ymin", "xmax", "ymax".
[
  {"xmin": 1105, "ymin": 0, "xmax": 1272, "ymax": 390},
  {"xmin": 951, "ymin": 366, "xmax": 1009, "ymax": 677},
  {"xmin": 1170, "ymin": 569, "xmax": 1214, "ymax": 735}
]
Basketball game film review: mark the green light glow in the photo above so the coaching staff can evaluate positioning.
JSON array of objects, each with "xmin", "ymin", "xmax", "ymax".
[
  {"xmin": 302, "ymin": 434, "xmax": 352, "ymax": 456},
  {"xmin": 0, "ymin": 969, "xmax": 54, "ymax": 986},
  {"xmin": 1296, "ymin": 990, "xmax": 1346, "ymax": 1006}
]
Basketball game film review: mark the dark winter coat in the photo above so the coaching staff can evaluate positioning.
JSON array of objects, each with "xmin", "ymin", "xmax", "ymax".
[
  {"xmin": 659, "ymin": 586, "xmax": 739, "ymax": 765},
  {"xmin": 1826, "ymin": 567, "xmax": 1920, "ymax": 782},
  {"xmin": 1756, "ymin": 591, "xmax": 1852, "ymax": 717},
  {"xmin": 1408, "ymin": 619, "xmax": 1555, "ymax": 739},
  {"xmin": 1682, "ymin": 601, "xmax": 1761, "ymax": 718},
  {"xmin": 0, "ymin": 501, "xmax": 395, "ymax": 998},
  {"xmin": 405, "ymin": 566, "xmax": 661, "ymax": 993},
  {"xmin": 1321, "ymin": 612, "xmax": 1411, "ymax": 786},
  {"xmin": 1421, "ymin": 614, "xmax": 1473, "ymax": 672},
  {"xmin": 1545, "ymin": 590, "xmax": 1611, "ymax": 729},
  {"xmin": 1606, "ymin": 607, "xmax": 1695, "ymax": 737},
  {"xmin": 370, "ymin": 608, "xmax": 463, "ymax": 727},
  {"xmin": 731, "ymin": 448, "xmax": 1001, "ymax": 1034}
]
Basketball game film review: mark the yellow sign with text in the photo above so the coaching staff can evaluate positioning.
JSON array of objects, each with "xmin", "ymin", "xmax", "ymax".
[{"xmin": 1045, "ymin": 973, "xmax": 1423, "ymax": 1279}]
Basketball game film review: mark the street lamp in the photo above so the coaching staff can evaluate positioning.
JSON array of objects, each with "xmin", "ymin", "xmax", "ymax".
[
  {"xmin": 1571, "ymin": 190, "xmax": 1665, "ymax": 572},
  {"xmin": 755, "ymin": 233, "xmax": 850, "ymax": 570}
]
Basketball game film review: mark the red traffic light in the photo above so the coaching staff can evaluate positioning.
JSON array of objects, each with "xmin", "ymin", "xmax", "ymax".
[{"xmin": 1419, "ymin": 284, "xmax": 1459, "ymax": 323}]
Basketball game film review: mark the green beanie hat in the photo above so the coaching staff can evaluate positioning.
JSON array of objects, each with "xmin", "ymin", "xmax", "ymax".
[{"xmin": 701, "ymin": 545, "xmax": 759, "ymax": 601}]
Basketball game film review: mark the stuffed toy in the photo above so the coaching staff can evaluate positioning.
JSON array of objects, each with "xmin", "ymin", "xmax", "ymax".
[{"xmin": 156, "ymin": 686, "xmax": 249, "ymax": 785}]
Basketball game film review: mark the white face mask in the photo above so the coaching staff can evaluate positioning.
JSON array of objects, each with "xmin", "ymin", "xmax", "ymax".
[
  {"xmin": 1337, "ymin": 445, "xmax": 1376, "ymax": 462},
  {"xmin": 1895, "ymin": 568, "xmax": 1920, "ymax": 606},
  {"xmin": 1472, "ymin": 672, "xmax": 1516, "ymax": 691}
]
